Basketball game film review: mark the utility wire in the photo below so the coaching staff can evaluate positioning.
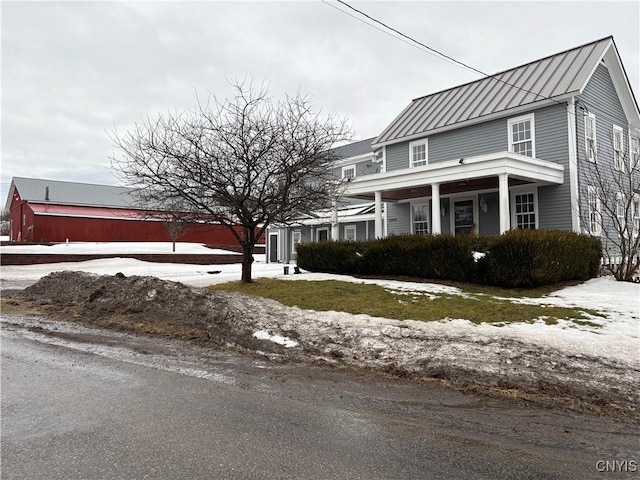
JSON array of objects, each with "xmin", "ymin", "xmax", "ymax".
[{"xmin": 330, "ymin": 0, "xmax": 572, "ymax": 111}]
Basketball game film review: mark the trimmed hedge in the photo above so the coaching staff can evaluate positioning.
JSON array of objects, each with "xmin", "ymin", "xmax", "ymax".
[{"xmin": 295, "ymin": 230, "xmax": 602, "ymax": 288}]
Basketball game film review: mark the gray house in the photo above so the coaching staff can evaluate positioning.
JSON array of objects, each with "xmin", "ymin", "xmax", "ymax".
[
  {"xmin": 346, "ymin": 36, "xmax": 639, "ymax": 240},
  {"xmin": 269, "ymin": 36, "xmax": 639, "ymax": 263},
  {"xmin": 267, "ymin": 137, "xmax": 384, "ymax": 263}
]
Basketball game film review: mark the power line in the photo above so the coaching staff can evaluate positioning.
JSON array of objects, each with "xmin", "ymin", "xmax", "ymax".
[{"xmin": 329, "ymin": 0, "xmax": 571, "ymax": 111}]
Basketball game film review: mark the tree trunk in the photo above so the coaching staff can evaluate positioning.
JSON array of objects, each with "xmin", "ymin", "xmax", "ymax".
[{"xmin": 240, "ymin": 226, "xmax": 256, "ymax": 283}]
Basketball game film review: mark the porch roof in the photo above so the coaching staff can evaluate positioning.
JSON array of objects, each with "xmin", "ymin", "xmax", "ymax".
[{"xmin": 344, "ymin": 152, "xmax": 564, "ymax": 201}]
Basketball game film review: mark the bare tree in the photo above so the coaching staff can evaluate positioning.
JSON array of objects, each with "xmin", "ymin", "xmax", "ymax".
[
  {"xmin": 578, "ymin": 138, "xmax": 640, "ymax": 281},
  {"xmin": 111, "ymin": 81, "xmax": 351, "ymax": 282},
  {"xmin": 1, "ymin": 210, "xmax": 9, "ymax": 236}
]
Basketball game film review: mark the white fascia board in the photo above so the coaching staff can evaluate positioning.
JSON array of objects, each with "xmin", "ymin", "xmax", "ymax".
[
  {"xmin": 371, "ymin": 98, "xmax": 573, "ymax": 149},
  {"xmin": 296, "ymin": 213, "xmax": 380, "ymax": 226},
  {"xmin": 332, "ymin": 152, "xmax": 374, "ymax": 168},
  {"xmin": 345, "ymin": 152, "xmax": 564, "ymax": 196},
  {"xmin": 602, "ymin": 46, "xmax": 640, "ymax": 128}
]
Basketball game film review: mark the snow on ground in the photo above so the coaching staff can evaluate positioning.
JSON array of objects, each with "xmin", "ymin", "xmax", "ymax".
[{"xmin": 1, "ymin": 241, "xmax": 639, "ymax": 401}]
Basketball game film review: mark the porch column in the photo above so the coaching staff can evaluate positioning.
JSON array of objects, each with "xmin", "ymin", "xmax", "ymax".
[
  {"xmin": 499, "ymin": 173, "xmax": 510, "ymax": 234},
  {"xmin": 374, "ymin": 191, "xmax": 383, "ymax": 238},
  {"xmin": 331, "ymin": 199, "xmax": 339, "ymax": 240},
  {"xmin": 431, "ymin": 183, "xmax": 441, "ymax": 234}
]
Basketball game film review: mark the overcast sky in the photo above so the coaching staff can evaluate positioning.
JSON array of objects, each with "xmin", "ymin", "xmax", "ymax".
[{"xmin": 2, "ymin": 0, "xmax": 639, "ymax": 205}]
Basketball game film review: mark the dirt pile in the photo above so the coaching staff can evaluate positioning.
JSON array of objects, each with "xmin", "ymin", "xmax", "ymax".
[{"xmin": 4, "ymin": 271, "xmax": 638, "ymax": 417}]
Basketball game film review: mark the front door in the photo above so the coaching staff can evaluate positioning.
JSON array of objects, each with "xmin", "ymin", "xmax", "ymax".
[
  {"xmin": 453, "ymin": 199, "xmax": 475, "ymax": 236},
  {"xmin": 269, "ymin": 233, "xmax": 278, "ymax": 262}
]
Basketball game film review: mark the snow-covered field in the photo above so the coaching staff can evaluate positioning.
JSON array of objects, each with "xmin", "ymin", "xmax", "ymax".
[{"xmin": 2, "ymin": 241, "xmax": 639, "ymax": 408}]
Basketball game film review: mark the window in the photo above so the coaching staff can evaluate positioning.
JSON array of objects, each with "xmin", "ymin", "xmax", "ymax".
[
  {"xmin": 584, "ymin": 113, "xmax": 597, "ymax": 162},
  {"xmin": 587, "ymin": 186, "xmax": 601, "ymax": 235},
  {"xmin": 613, "ymin": 125, "xmax": 624, "ymax": 171},
  {"xmin": 342, "ymin": 165, "xmax": 356, "ymax": 180},
  {"xmin": 632, "ymin": 195, "xmax": 640, "ymax": 237},
  {"xmin": 317, "ymin": 228, "xmax": 329, "ymax": 241},
  {"xmin": 615, "ymin": 193, "xmax": 626, "ymax": 231},
  {"xmin": 410, "ymin": 139, "xmax": 428, "ymax": 168},
  {"xmin": 344, "ymin": 225, "xmax": 356, "ymax": 241},
  {"xmin": 514, "ymin": 193, "xmax": 536, "ymax": 229},
  {"xmin": 292, "ymin": 230, "xmax": 301, "ymax": 253},
  {"xmin": 630, "ymin": 136, "xmax": 639, "ymax": 170},
  {"xmin": 412, "ymin": 204, "xmax": 429, "ymax": 235},
  {"xmin": 508, "ymin": 114, "xmax": 535, "ymax": 157}
]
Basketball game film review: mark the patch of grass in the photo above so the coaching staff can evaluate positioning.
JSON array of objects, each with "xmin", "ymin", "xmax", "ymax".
[{"xmin": 210, "ymin": 279, "xmax": 601, "ymax": 325}]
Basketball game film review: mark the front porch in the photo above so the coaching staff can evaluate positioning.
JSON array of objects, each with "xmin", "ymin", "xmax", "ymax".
[{"xmin": 344, "ymin": 151, "xmax": 565, "ymax": 236}]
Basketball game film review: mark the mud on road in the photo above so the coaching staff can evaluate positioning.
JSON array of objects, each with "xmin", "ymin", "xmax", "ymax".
[{"xmin": 2, "ymin": 271, "xmax": 638, "ymax": 418}]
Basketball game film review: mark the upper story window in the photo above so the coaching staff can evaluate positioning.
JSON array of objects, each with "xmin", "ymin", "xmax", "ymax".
[
  {"xmin": 613, "ymin": 125, "xmax": 624, "ymax": 171},
  {"xmin": 412, "ymin": 203, "xmax": 429, "ymax": 235},
  {"xmin": 584, "ymin": 113, "xmax": 597, "ymax": 162},
  {"xmin": 631, "ymin": 136, "xmax": 640, "ymax": 169},
  {"xmin": 410, "ymin": 139, "xmax": 428, "ymax": 168},
  {"xmin": 342, "ymin": 165, "xmax": 356, "ymax": 181},
  {"xmin": 508, "ymin": 114, "xmax": 535, "ymax": 157}
]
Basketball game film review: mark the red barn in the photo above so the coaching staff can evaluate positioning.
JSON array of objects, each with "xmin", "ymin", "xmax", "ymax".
[{"xmin": 5, "ymin": 177, "xmax": 252, "ymax": 247}]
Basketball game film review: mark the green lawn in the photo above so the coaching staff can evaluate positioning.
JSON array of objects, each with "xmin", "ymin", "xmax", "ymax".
[{"xmin": 210, "ymin": 278, "xmax": 604, "ymax": 325}]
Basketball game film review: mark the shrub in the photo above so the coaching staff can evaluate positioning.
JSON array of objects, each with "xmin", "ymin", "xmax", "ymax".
[
  {"xmin": 295, "ymin": 241, "xmax": 362, "ymax": 274},
  {"xmin": 477, "ymin": 230, "xmax": 602, "ymax": 287}
]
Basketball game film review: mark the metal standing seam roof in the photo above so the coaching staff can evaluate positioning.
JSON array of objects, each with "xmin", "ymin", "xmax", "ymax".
[
  {"xmin": 375, "ymin": 37, "xmax": 614, "ymax": 145},
  {"xmin": 8, "ymin": 177, "xmax": 137, "ymax": 210}
]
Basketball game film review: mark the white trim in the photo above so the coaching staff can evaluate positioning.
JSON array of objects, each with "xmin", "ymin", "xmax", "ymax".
[
  {"xmin": 268, "ymin": 231, "xmax": 280, "ymax": 263},
  {"xmin": 317, "ymin": 227, "xmax": 330, "ymax": 241},
  {"xmin": 342, "ymin": 164, "xmax": 356, "ymax": 180},
  {"xmin": 510, "ymin": 186, "xmax": 539, "ymax": 230},
  {"xmin": 332, "ymin": 152, "xmax": 374, "ymax": 168},
  {"xmin": 587, "ymin": 185, "xmax": 602, "ymax": 236},
  {"xmin": 567, "ymin": 98, "xmax": 581, "ymax": 232},
  {"xmin": 631, "ymin": 135, "xmax": 640, "ymax": 170},
  {"xmin": 344, "ymin": 224, "xmax": 357, "ymax": 241},
  {"xmin": 409, "ymin": 138, "xmax": 428, "ymax": 168},
  {"xmin": 291, "ymin": 230, "xmax": 301, "ymax": 254},
  {"xmin": 612, "ymin": 124, "xmax": 624, "ymax": 171},
  {"xmin": 449, "ymin": 196, "xmax": 478, "ymax": 236},
  {"xmin": 507, "ymin": 113, "xmax": 536, "ymax": 158},
  {"xmin": 584, "ymin": 112, "xmax": 597, "ymax": 163},
  {"xmin": 411, "ymin": 202, "xmax": 430, "ymax": 235},
  {"xmin": 345, "ymin": 152, "xmax": 564, "ymax": 197}
]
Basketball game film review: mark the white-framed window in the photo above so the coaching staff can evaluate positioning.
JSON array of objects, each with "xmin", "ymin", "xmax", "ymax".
[
  {"xmin": 410, "ymin": 139, "xmax": 428, "ymax": 168},
  {"xmin": 344, "ymin": 224, "xmax": 356, "ymax": 241},
  {"xmin": 342, "ymin": 165, "xmax": 356, "ymax": 180},
  {"xmin": 584, "ymin": 113, "xmax": 597, "ymax": 162},
  {"xmin": 291, "ymin": 230, "xmax": 301, "ymax": 253},
  {"xmin": 513, "ymin": 192, "xmax": 537, "ymax": 229},
  {"xmin": 632, "ymin": 194, "xmax": 640, "ymax": 237},
  {"xmin": 631, "ymin": 136, "xmax": 640, "ymax": 169},
  {"xmin": 613, "ymin": 125, "xmax": 624, "ymax": 171},
  {"xmin": 412, "ymin": 203, "xmax": 429, "ymax": 235},
  {"xmin": 615, "ymin": 192, "xmax": 627, "ymax": 237},
  {"xmin": 508, "ymin": 114, "xmax": 535, "ymax": 157},
  {"xmin": 587, "ymin": 185, "xmax": 601, "ymax": 236}
]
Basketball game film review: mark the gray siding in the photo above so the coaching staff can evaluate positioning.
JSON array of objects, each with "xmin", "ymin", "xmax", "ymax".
[
  {"xmin": 386, "ymin": 142, "xmax": 410, "ymax": 172},
  {"xmin": 386, "ymin": 203, "xmax": 411, "ymax": 235},
  {"xmin": 429, "ymin": 118, "xmax": 508, "ymax": 163},
  {"xmin": 332, "ymin": 158, "xmax": 379, "ymax": 179},
  {"xmin": 478, "ymin": 192, "xmax": 499, "ymax": 235},
  {"xmin": 576, "ymin": 63, "xmax": 630, "ymax": 239},
  {"xmin": 535, "ymin": 105, "xmax": 571, "ymax": 230}
]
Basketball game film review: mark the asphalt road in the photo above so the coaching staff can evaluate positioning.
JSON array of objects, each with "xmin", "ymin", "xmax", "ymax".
[{"xmin": 1, "ymin": 317, "xmax": 637, "ymax": 480}]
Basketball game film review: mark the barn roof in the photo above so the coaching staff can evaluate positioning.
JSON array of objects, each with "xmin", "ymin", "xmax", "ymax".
[
  {"xmin": 374, "ymin": 36, "xmax": 639, "ymax": 146},
  {"xmin": 6, "ymin": 177, "xmax": 137, "ymax": 211}
]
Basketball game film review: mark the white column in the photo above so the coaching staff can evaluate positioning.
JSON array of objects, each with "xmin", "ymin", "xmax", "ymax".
[
  {"xmin": 431, "ymin": 183, "xmax": 441, "ymax": 234},
  {"xmin": 499, "ymin": 173, "xmax": 510, "ymax": 234},
  {"xmin": 374, "ymin": 191, "xmax": 383, "ymax": 238},
  {"xmin": 331, "ymin": 199, "xmax": 339, "ymax": 240}
]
